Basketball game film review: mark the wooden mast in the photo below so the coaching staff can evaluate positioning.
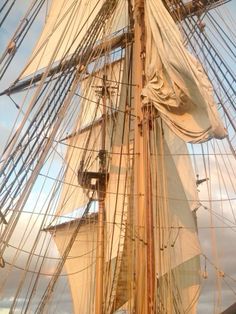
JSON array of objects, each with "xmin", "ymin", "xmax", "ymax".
[
  {"xmin": 95, "ymin": 75, "xmax": 108, "ymax": 314},
  {"xmin": 133, "ymin": 0, "xmax": 155, "ymax": 313}
]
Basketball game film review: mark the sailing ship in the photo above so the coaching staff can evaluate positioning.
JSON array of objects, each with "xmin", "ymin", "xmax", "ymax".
[{"xmin": 0, "ymin": 0, "xmax": 235, "ymax": 313}]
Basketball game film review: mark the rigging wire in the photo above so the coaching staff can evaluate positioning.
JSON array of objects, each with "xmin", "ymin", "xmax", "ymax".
[
  {"xmin": 0, "ymin": 0, "xmax": 236, "ymax": 311},
  {"xmin": 203, "ymin": 253, "xmax": 236, "ymax": 283},
  {"xmin": 0, "ymin": 0, "xmax": 109, "ymax": 220},
  {"xmin": 0, "ymin": 0, "xmax": 47, "ymax": 80},
  {"xmin": 3, "ymin": 258, "xmax": 95, "ymax": 277},
  {"xmin": 201, "ymin": 204, "xmax": 236, "ymax": 232},
  {"xmin": 207, "ymin": 11, "xmax": 236, "ymax": 58},
  {"xmin": 0, "ymin": 0, "xmax": 10, "ymax": 14},
  {"xmin": 0, "ymin": 0, "xmax": 16, "ymax": 29},
  {"xmin": 1, "ymin": 1, "xmax": 127, "ymax": 312},
  {"xmin": 74, "ymin": 91, "xmax": 137, "ymax": 118},
  {"xmin": 35, "ymin": 195, "xmax": 95, "ymax": 312}
]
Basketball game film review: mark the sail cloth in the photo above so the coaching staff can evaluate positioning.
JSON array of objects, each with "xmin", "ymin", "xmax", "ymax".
[
  {"xmin": 143, "ymin": 0, "xmax": 226, "ymax": 143},
  {"xmin": 157, "ymin": 256, "xmax": 200, "ymax": 314},
  {"xmin": 51, "ymin": 218, "xmax": 98, "ymax": 313},
  {"xmin": 162, "ymin": 123, "xmax": 201, "ymax": 267},
  {"xmin": 53, "ymin": 56, "xmax": 130, "ymax": 309},
  {"xmin": 104, "ymin": 55, "xmax": 131, "ymax": 312},
  {"xmin": 51, "ymin": 217, "xmax": 129, "ymax": 314},
  {"xmin": 55, "ymin": 60, "xmax": 124, "ymax": 216},
  {"xmin": 152, "ymin": 122, "xmax": 201, "ymax": 312},
  {"xmin": 56, "ymin": 123, "xmax": 103, "ymax": 216},
  {"xmin": 19, "ymin": 0, "xmax": 128, "ymax": 79},
  {"xmin": 55, "ymin": 118, "xmax": 116, "ymax": 216}
]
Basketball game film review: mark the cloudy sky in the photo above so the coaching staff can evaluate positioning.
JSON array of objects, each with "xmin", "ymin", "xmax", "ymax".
[{"xmin": 0, "ymin": 0, "xmax": 236, "ymax": 313}]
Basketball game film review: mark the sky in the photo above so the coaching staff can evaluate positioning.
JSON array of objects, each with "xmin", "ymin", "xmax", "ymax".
[{"xmin": 0, "ymin": 0, "xmax": 236, "ymax": 313}]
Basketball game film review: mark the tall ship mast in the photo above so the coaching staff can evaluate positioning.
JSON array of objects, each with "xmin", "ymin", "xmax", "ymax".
[{"xmin": 0, "ymin": 0, "xmax": 235, "ymax": 313}]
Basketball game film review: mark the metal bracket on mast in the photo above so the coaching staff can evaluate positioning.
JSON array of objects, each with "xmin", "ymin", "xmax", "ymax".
[
  {"xmin": 77, "ymin": 75, "xmax": 114, "ymax": 197},
  {"xmin": 93, "ymin": 75, "xmax": 118, "ymax": 99},
  {"xmin": 77, "ymin": 150, "xmax": 109, "ymax": 195},
  {"xmin": 142, "ymin": 102, "xmax": 157, "ymax": 126},
  {"xmin": 0, "ymin": 211, "xmax": 7, "ymax": 225},
  {"xmin": 140, "ymin": 101, "xmax": 159, "ymax": 135},
  {"xmin": 196, "ymin": 174, "xmax": 209, "ymax": 186},
  {"xmin": 0, "ymin": 256, "xmax": 5, "ymax": 268}
]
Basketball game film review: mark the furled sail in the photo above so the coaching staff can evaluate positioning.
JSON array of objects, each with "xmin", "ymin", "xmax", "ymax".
[
  {"xmin": 19, "ymin": 0, "xmax": 128, "ymax": 79},
  {"xmin": 143, "ymin": 0, "xmax": 227, "ymax": 143}
]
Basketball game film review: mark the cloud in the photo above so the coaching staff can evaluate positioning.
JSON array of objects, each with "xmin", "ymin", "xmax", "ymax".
[
  {"xmin": 0, "ymin": 265, "xmax": 73, "ymax": 313},
  {"xmin": 195, "ymin": 146, "xmax": 236, "ymax": 312}
]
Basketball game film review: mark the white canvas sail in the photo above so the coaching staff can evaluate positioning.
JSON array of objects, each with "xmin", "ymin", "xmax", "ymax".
[
  {"xmin": 56, "ymin": 60, "xmax": 124, "ymax": 216},
  {"xmin": 55, "ymin": 123, "xmax": 103, "ymax": 216},
  {"xmin": 78, "ymin": 59, "xmax": 125, "ymax": 127},
  {"xmin": 53, "ymin": 121, "xmax": 201, "ymax": 313},
  {"xmin": 51, "ymin": 218, "xmax": 97, "ymax": 313},
  {"xmin": 1, "ymin": 0, "xmax": 236, "ymax": 312},
  {"xmin": 157, "ymin": 256, "xmax": 200, "ymax": 313},
  {"xmin": 51, "ymin": 215, "xmax": 131, "ymax": 314},
  {"xmin": 54, "ymin": 51, "xmax": 131, "ymax": 312},
  {"xmin": 103, "ymin": 57, "xmax": 131, "ymax": 312},
  {"xmin": 143, "ymin": 0, "xmax": 227, "ymax": 143},
  {"xmin": 19, "ymin": 0, "xmax": 128, "ymax": 79},
  {"xmin": 152, "ymin": 121, "xmax": 201, "ymax": 312}
]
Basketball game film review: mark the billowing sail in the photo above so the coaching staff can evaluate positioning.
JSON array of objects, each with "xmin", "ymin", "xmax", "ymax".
[
  {"xmin": 56, "ymin": 60, "xmax": 124, "ymax": 216},
  {"xmin": 19, "ymin": 0, "xmax": 128, "ymax": 79},
  {"xmin": 49, "ymin": 217, "xmax": 97, "ymax": 313},
  {"xmin": 54, "ymin": 54, "xmax": 130, "ymax": 311},
  {"xmin": 55, "ymin": 123, "xmax": 103, "ymax": 216},
  {"xmin": 50, "ymin": 214, "xmax": 131, "ymax": 313},
  {"xmin": 152, "ymin": 122, "xmax": 201, "ymax": 312},
  {"xmin": 143, "ymin": 0, "xmax": 227, "ymax": 143},
  {"xmin": 158, "ymin": 256, "xmax": 200, "ymax": 313}
]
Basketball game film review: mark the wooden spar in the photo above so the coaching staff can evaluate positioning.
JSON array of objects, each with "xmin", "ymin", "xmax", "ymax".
[
  {"xmin": 0, "ymin": 0, "xmax": 227, "ymax": 96},
  {"xmin": 221, "ymin": 302, "xmax": 236, "ymax": 314},
  {"xmin": 133, "ymin": 0, "xmax": 145, "ymax": 310},
  {"xmin": 1, "ymin": 32, "xmax": 132, "ymax": 96},
  {"xmin": 144, "ymin": 110, "xmax": 156, "ymax": 313},
  {"xmin": 95, "ymin": 195, "xmax": 105, "ymax": 314},
  {"xmin": 0, "ymin": 0, "xmax": 229, "ymax": 97},
  {"xmin": 133, "ymin": 0, "xmax": 155, "ymax": 313},
  {"xmin": 95, "ymin": 75, "xmax": 107, "ymax": 314},
  {"xmin": 165, "ymin": 0, "xmax": 230, "ymax": 20}
]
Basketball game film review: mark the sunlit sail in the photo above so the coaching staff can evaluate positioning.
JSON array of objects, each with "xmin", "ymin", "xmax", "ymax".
[{"xmin": 0, "ymin": 0, "xmax": 236, "ymax": 313}]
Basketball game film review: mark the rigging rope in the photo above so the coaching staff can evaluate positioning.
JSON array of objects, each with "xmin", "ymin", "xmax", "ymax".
[
  {"xmin": 0, "ymin": 0, "xmax": 119, "ymax": 226},
  {"xmin": 0, "ymin": 0, "xmax": 16, "ymax": 29},
  {"xmin": 0, "ymin": 0, "xmax": 46, "ymax": 80},
  {"xmin": 35, "ymin": 196, "xmax": 94, "ymax": 312}
]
